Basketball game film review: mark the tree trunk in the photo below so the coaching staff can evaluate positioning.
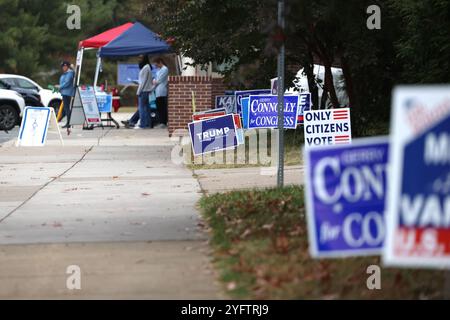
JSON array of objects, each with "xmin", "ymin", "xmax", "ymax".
[
  {"xmin": 341, "ymin": 55, "xmax": 356, "ymax": 110},
  {"xmin": 323, "ymin": 63, "xmax": 340, "ymax": 108},
  {"xmin": 304, "ymin": 51, "xmax": 319, "ymax": 109}
]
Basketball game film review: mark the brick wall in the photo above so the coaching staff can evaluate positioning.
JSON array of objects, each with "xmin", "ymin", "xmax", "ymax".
[{"xmin": 168, "ymin": 76, "xmax": 229, "ymax": 136}]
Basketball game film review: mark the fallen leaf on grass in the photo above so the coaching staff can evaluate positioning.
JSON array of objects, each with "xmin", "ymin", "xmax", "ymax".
[
  {"xmin": 226, "ymin": 282, "xmax": 237, "ymax": 291},
  {"xmin": 240, "ymin": 228, "xmax": 252, "ymax": 239},
  {"xmin": 141, "ymin": 192, "xmax": 151, "ymax": 196}
]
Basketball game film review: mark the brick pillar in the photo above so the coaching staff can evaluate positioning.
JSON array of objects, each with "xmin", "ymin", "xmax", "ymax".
[{"xmin": 168, "ymin": 76, "xmax": 229, "ymax": 136}]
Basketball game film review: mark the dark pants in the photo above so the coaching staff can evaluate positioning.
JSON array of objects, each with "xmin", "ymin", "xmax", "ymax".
[
  {"xmin": 62, "ymin": 95, "xmax": 72, "ymax": 125},
  {"xmin": 156, "ymin": 96, "xmax": 168, "ymax": 125},
  {"xmin": 129, "ymin": 110, "xmax": 139, "ymax": 126}
]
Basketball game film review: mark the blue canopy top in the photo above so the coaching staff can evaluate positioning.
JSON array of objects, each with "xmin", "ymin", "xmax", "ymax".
[{"xmin": 99, "ymin": 22, "xmax": 171, "ymax": 57}]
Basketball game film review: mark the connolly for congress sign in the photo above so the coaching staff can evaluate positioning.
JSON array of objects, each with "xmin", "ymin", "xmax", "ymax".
[
  {"xmin": 235, "ymin": 89, "xmax": 271, "ymax": 116},
  {"xmin": 384, "ymin": 86, "xmax": 450, "ymax": 268},
  {"xmin": 188, "ymin": 114, "xmax": 238, "ymax": 156},
  {"xmin": 304, "ymin": 108, "xmax": 352, "ymax": 147},
  {"xmin": 305, "ymin": 137, "xmax": 389, "ymax": 257},
  {"xmin": 247, "ymin": 95, "xmax": 299, "ymax": 129}
]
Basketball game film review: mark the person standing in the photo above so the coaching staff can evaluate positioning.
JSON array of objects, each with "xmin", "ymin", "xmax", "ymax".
[
  {"xmin": 123, "ymin": 61, "xmax": 155, "ymax": 128},
  {"xmin": 135, "ymin": 55, "xmax": 154, "ymax": 129},
  {"xmin": 152, "ymin": 57, "xmax": 169, "ymax": 128},
  {"xmin": 59, "ymin": 61, "xmax": 75, "ymax": 128}
]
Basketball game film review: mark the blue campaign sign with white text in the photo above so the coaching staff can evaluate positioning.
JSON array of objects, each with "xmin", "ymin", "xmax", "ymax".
[
  {"xmin": 188, "ymin": 114, "xmax": 238, "ymax": 156},
  {"xmin": 248, "ymin": 95, "xmax": 299, "ymax": 129},
  {"xmin": 384, "ymin": 86, "xmax": 450, "ymax": 268},
  {"xmin": 215, "ymin": 95, "xmax": 236, "ymax": 114},
  {"xmin": 235, "ymin": 89, "xmax": 271, "ymax": 116},
  {"xmin": 297, "ymin": 93, "xmax": 311, "ymax": 124},
  {"xmin": 304, "ymin": 137, "xmax": 389, "ymax": 258}
]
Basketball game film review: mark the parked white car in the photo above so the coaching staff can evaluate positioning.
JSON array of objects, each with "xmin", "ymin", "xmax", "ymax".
[
  {"xmin": 0, "ymin": 74, "xmax": 62, "ymax": 112},
  {"xmin": 0, "ymin": 88, "xmax": 26, "ymax": 131}
]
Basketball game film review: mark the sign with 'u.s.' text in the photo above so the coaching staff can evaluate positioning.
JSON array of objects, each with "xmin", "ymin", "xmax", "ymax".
[
  {"xmin": 384, "ymin": 86, "xmax": 450, "ymax": 269},
  {"xmin": 188, "ymin": 114, "xmax": 238, "ymax": 156},
  {"xmin": 247, "ymin": 95, "xmax": 299, "ymax": 129},
  {"xmin": 304, "ymin": 108, "xmax": 352, "ymax": 147},
  {"xmin": 305, "ymin": 137, "xmax": 389, "ymax": 257}
]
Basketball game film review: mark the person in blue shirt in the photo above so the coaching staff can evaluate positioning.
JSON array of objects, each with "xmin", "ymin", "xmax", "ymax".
[
  {"xmin": 59, "ymin": 61, "xmax": 75, "ymax": 128},
  {"xmin": 152, "ymin": 57, "xmax": 169, "ymax": 127}
]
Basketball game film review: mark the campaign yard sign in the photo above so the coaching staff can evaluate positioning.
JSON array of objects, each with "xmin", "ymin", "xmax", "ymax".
[
  {"xmin": 188, "ymin": 114, "xmax": 238, "ymax": 156},
  {"xmin": 241, "ymin": 97, "xmax": 250, "ymax": 129},
  {"xmin": 384, "ymin": 86, "xmax": 450, "ymax": 269},
  {"xmin": 305, "ymin": 137, "xmax": 389, "ymax": 257},
  {"xmin": 247, "ymin": 95, "xmax": 299, "ymax": 129},
  {"xmin": 297, "ymin": 93, "xmax": 312, "ymax": 124},
  {"xmin": 192, "ymin": 109, "xmax": 226, "ymax": 121},
  {"xmin": 215, "ymin": 95, "xmax": 236, "ymax": 114},
  {"xmin": 233, "ymin": 114, "xmax": 244, "ymax": 145},
  {"xmin": 235, "ymin": 89, "xmax": 271, "ymax": 116},
  {"xmin": 304, "ymin": 108, "xmax": 352, "ymax": 147}
]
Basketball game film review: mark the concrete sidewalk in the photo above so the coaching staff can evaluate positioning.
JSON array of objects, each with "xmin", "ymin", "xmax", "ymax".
[{"xmin": 0, "ymin": 119, "xmax": 222, "ymax": 299}]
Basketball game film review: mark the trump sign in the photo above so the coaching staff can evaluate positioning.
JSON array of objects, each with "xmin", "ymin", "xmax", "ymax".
[
  {"xmin": 188, "ymin": 114, "xmax": 238, "ymax": 156},
  {"xmin": 384, "ymin": 86, "xmax": 450, "ymax": 269},
  {"xmin": 305, "ymin": 137, "xmax": 389, "ymax": 257}
]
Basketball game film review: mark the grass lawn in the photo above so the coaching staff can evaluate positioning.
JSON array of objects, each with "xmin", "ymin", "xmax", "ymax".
[
  {"xmin": 199, "ymin": 186, "xmax": 447, "ymax": 299},
  {"xmin": 187, "ymin": 129, "xmax": 304, "ymax": 170}
]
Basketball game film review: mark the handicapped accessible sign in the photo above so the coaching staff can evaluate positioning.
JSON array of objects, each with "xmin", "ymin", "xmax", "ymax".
[{"xmin": 304, "ymin": 137, "xmax": 389, "ymax": 258}]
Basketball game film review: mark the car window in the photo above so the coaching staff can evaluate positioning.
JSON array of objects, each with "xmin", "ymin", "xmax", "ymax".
[
  {"xmin": 1, "ymin": 78, "xmax": 16, "ymax": 87},
  {"xmin": 0, "ymin": 80, "xmax": 9, "ymax": 89},
  {"xmin": 16, "ymin": 78, "xmax": 38, "ymax": 90}
]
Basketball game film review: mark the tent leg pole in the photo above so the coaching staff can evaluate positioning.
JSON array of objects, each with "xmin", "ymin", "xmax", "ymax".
[{"xmin": 94, "ymin": 56, "xmax": 101, "ymax": 90}]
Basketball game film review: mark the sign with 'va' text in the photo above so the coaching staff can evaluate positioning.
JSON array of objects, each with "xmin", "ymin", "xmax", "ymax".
[
  {"xmin": 384, "ymin": 86, "xmax": 450, "ymax": 269},
  {"xmin": 305, "ymin": 137, "xmax": 389, "ymax": 257},
  {"xmin": 188, "ymin": 114, "xmax": 238, "ymax": 156},
  {"xmin": 215, "ymin": 95, "xmax": 236, "ymax": 114},
  {"xmin": 304, "ymin": 108, "xmax": 352, "ymax": 147},
  {"xmin": 235, "ymin": 89, "xmax": 271, "ymax": 116},
  {"xmin": 248, "ymin": 95, "xmax": 299, "ymax": 129}
]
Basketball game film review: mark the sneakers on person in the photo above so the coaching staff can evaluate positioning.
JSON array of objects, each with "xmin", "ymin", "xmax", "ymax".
[{"xmin": 134, "ymin": 126, "xmax": 143, "ymax": 130}]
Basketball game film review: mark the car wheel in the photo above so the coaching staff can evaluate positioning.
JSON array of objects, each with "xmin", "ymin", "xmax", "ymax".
[{"xmin": 0, "ymin": 104, "xmax": 19, "ymax": 131}]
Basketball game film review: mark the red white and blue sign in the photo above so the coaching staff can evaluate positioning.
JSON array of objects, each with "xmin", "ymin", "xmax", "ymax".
[
  {"xmin": 235, "ymin": 89, "xmax": 271, "ymax": 116},
  {"xmin": 384, "ymin": 86, "xmax": 450, "ymax": 269},
  {"xmin": 247, "ymin": 95, "xmax": 299, "ymax": 129},
  {"xmin": 305, "ymin": 137, "xmax": 389, "ymax": 258},
  {"xmin": 297, "ymin": 93, "xmax": 312, "ymax": 124},
  {"xmin": 188, "ymin": 114, "xmax": 238, "ymax": 156},
  {"xmin": 304, "ymin": 108, "xmax": 352, "ymax": 147}
]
